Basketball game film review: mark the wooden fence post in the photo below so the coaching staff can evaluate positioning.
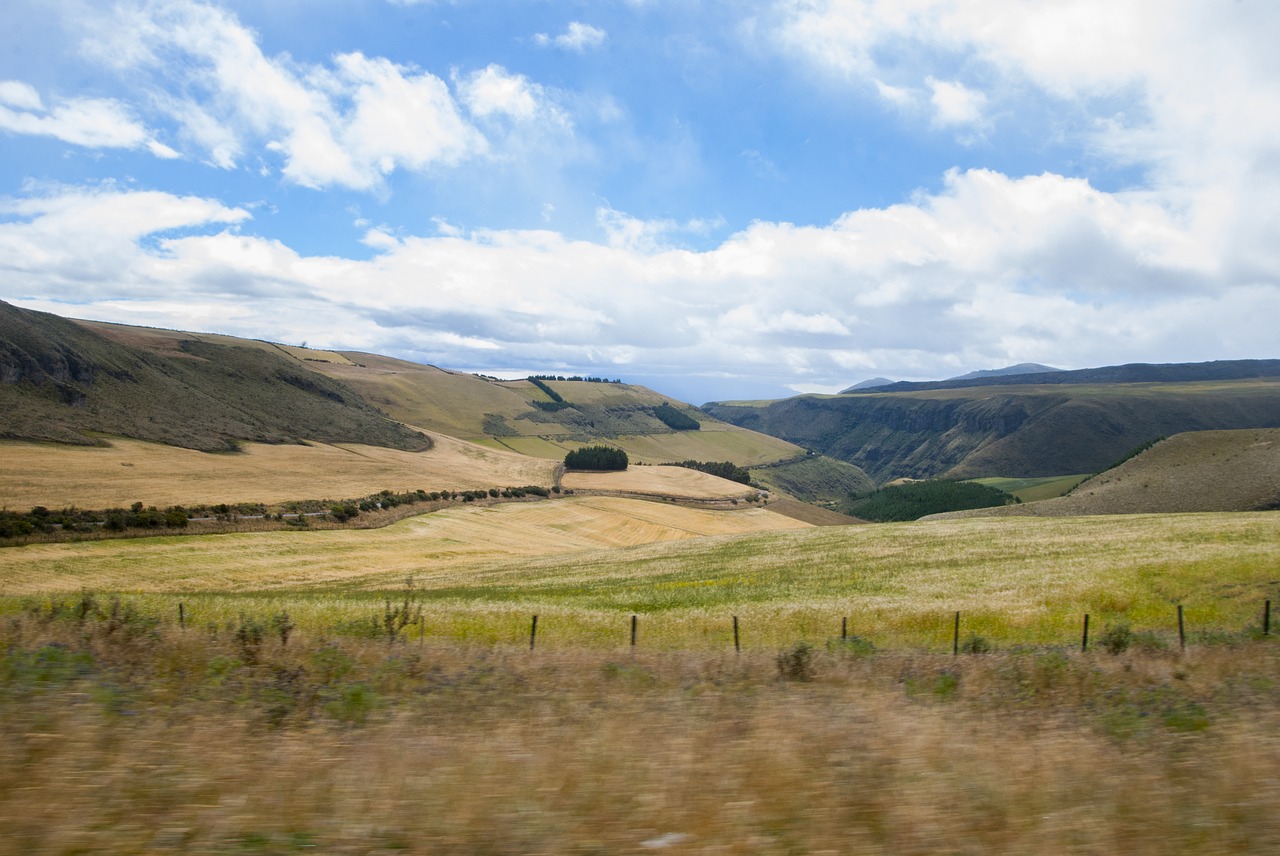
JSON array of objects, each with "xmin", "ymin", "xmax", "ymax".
[
  {"xmin": 733, "ymin": 615, "xmax": 740, "ymax": 653},
  {"xmin": 1081, "ymin": 613, "xmax": 1089, "ymax": 653},
  {"xmin": 953, "ymin": 611, "xmax": 961, "ymax": 656},
  {"xmin": 631, "ymin": 614, "xmax": 638, "ymax": 649},
  {"xmin": 841, "ymin": 616, "xmax": 847, "ymax": 640},
  {"xmin": 1265, "ymin": 600, "xmax": 1272, "ymax": 637},
  {"xmin": 1178, "ymin": 604, "xmax": 1186, "ymax": 652},
  {"xmin": 178, "ymin": 602, "xmax": 185, "ymax": 629},
  {"xmin": 530, "ymin": 614, "xmax": 538, "ymax": 651}
]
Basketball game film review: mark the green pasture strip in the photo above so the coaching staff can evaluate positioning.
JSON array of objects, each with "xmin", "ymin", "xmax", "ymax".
[
  {"xmin": 971, "ymin": 475, "xmax": 1091, "ymax": 502},
  {"xmin": 3, "ymin": 513, "xmax": 1277, "ymax": 650}
]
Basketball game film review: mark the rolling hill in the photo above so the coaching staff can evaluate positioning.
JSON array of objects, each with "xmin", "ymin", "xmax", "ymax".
[
  {"xmin": 1, "ymin": 301, "xmax": 854, "ymax": 511},
  {"xmin": 935, "ymin": 428, "xmax": 1280, "ymax": 518},
  {"xmin": 0, "ymin": 301, "xmax": 431, "ymax": 452},
  {"xmin": 704, "ymin": 365, "xmax": 1280, "ymax": 482}
]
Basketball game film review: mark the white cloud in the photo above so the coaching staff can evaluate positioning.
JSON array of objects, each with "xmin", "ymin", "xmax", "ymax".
[
  {"xmin": 84, "ymin": 0, "xmax": 487, "ymax": 190},
  {"xmin": 458, "ymin": 65, "xmax": 544, "ymax": 122},
  {"xmin": 3, "ymin": 174, "xmax": 1274, "ymax": 398},
  {"xmin": 534, "ymin": 22, "xmax": 608, "ymax": 52},
  {"xmin": 0, "ymin": 81, "xmax": 44, "ymax": 111},
  {"xmin": 0, "ymin": 78, "xmax": 172, "ymax": 154},
  {"xmin": 926, "ymin": 77, "xmax": 985, "ymax": 128}
]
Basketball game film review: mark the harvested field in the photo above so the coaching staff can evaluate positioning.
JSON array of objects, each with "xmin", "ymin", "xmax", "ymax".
[
  {"xmin": 561, "ymin": 465, "xmax": 755, "ymax": 499},
  {"xmin": 0, "ymin": 496, "xmax": 812, "ymax": 596},
  {"xmin": 0, "ymin": 433, "xmax": 556, "ymax": 509}
]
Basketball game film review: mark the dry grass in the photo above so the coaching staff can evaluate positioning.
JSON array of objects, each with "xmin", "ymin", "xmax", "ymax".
[
  {"xmin": 0, "ymin": 432, "xmax": 556, "ymax": 509},
  {"xmin": 3, "ymin": 608, "xmax": 1280, "ymax": 855},
  {"xmin": 0, "ymin": 496, "xmax": 813, "ymax": 597},
  {"xmin": 561, "ymin": 466, "xmax": 755, "ymax": 499}
]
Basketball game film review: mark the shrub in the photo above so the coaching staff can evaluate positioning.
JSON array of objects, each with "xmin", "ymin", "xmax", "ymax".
[
  {"xmin": 776, "ymin": 642, "xmax": 816, "ymax": 681},
  {"xmin": 1099, "ymin": 621, "xmax": 1134, "ymax": 655}
]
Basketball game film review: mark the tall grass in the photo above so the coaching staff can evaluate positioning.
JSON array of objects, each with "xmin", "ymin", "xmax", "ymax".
[{"xmin": 3, "ymin": 605, "xmax": 1280, "ymax": 854}]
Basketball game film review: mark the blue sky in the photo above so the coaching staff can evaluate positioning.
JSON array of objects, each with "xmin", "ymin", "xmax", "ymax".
[{"xmin": 1, "ymin": 0, "xmax": 1277, "ymax": 403}]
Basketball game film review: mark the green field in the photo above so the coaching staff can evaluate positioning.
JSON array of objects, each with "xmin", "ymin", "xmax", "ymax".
[
  {"xmin": 6, "ymin": 509, "xmax": 1277, "ymax": 650},
  {"xmin": 971, "ymin": 474, "xmax": 1091, "ymax": 502}
]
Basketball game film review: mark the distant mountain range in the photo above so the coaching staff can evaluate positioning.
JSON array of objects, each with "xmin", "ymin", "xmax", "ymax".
[
  {"xmin": 842, "ymin": 363, "xmax": 1061, "ymax": 393},
  {"xmin": 706, "ymin": 360, "xmax": 1280, "ymax": 481}
]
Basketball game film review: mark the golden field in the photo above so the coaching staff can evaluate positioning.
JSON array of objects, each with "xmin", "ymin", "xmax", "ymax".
[
  {"xmin": 0, "ymin": 433, "xmax": 557, "ymax": 509},
  {"xmin": 561, "ymin": 465, "xmax": 755, "ymax": 499}
]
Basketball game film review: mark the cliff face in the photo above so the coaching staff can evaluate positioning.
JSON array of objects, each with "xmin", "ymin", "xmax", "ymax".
[{"xmin": 704, "ymin": 379, "xmax": 1280, "ymax": 481}]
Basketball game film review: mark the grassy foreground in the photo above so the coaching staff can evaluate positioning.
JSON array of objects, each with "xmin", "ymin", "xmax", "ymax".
[
  {"xmin": 3, "ymin": 607, "xmax": 1280, "ymax": 854},
  {"xmin": 3, "ymin": 510, "xmax": 1280, "ymax": 852}
]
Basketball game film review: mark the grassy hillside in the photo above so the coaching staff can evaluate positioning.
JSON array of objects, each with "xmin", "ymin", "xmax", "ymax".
[
  {"xmin": 704, "ymin": 375, "xmax": 1280, "ymax": 481},
  {"xmin": 0, "ymin": 302, "xmax": 429, "ymax": 452},
  {"xmin": 749, "ymin": 454, "xmax": 876, "ymax": 504},
  {"xmin": 937, "ymin": 428, "xmax": 1280, "ymax": 518}
]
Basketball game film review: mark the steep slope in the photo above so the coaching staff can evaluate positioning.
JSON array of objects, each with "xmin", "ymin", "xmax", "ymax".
[
  {"xmin": 704, "ymin": 372, "xmax": 1280, "ymax": 481},
  {"xmin": 936, "ymin": 428, "xmax": 1280, "ymax": 518},
  {"xmin": 0, "ymin": 301, "xmax": 430, "ymax": 452}
]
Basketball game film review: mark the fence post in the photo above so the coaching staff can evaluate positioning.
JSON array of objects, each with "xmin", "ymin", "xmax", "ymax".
[
  {"xmin": 841, "ymin": 616, "xmax": 847, "ymax": 640},
  {"xmin": 1177, "ymin": 604, "xmax": 1186, "ymax": 652},
  {"xmin": 953, "ymin": 611, "xmax": 961, "ymax": 656},
  {"xmin": 530, "ymin": 614, "xmax": 538, "ymax": 651},
  {"xmin": 1265, "ymin": 600, "xmax": 1272, "ymax": 637},
  {"xmin": 631, "ymin": 614, "xmax": 638, "ymax": 649},
  {"xmin": 178, "ymin": 602, "xmax": 185, "ymax": 629},
  {"xmin": 1081, "ymin": 613, "xmax": 1089, "ymax": 653},
  {"xmin": 733, "ymin": 615, "xmax": 740, "ymax": 653}
]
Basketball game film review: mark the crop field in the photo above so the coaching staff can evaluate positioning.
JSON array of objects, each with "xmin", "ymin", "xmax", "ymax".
[
  {"xmin": 561, "ymin": 466, "xmax": 755, "ymax": 499},
  {"xmin": 474, "ymin": 426, "xmax": 801, "ymax": 467},
  {"xmin": 0, "ymin": 432, "xmax": 556, "ymax": 509},
  {"xmin": 3, "ymin": 508, "xmax": 1276, "ymax": 651},
  {"xmin": 971, "ymin": 474, "xmax": 1090, "ymax": 502}
]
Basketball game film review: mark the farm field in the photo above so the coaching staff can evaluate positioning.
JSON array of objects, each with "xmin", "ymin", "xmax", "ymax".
[
  {"xmin": 0, "ymin": 433, "xmax": 557, "ymax": 509},
  {"xmin": 971, "ymin": 474, "xmax": 1091, "ymax": 502},
  {"xmin": 4, "ymin": 509, "xmax": 1276, "ymax": 651},
  {"xmin": 475, "ymin": 425, "xmax": 801, "ymax": 467},
  {"xmin": 560, "ymin": 466, "xmax": 755, "ymax": 499},
  {"xmin": 4, "ymin": 509, "xmax": 1280, "ymax": 853}
]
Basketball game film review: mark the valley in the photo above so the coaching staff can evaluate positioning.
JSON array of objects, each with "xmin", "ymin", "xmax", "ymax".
[{"xmin": 3, "ymin": 301, "xmax": 1280, "ymax": 853}]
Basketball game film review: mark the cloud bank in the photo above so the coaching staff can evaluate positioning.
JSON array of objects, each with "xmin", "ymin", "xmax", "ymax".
[{"xmin": 0, "ymin": 0, "xmax": 1276, "ymax": 401}]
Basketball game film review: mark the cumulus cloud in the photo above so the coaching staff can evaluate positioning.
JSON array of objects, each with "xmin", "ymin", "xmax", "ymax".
[
  {"xmin": 0, "ymin": 78, "xmax": 173, "ymax": 155},
  {"xmin": 80, "ymin": 0, "xmax": 504, "ymax": 189},
  {"xmin": 926, "ymin": 77, "xmax": 985, "ymax": 128},
  {"xmin": 534, "ymin": 22, "xmax": 608, "ymax": 52},
  {"xmin": 3, "ymin": 174, "xmax": 1274, "ymax": 398}
]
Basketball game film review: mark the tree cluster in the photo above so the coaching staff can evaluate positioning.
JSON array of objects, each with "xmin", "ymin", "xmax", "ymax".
[
  {"xmin": 530, "ymin": 375, "xmax": 621, "ymax": 384},
  {"xmin": 844, "ymin": 480, "xmax": 1016, "ymax": 522},
  {"xmin": 564, "ymin": 445, "xmax": 629, "ymax": 471},
  {"xmin": 652, "ymin": 403, "xmax": 700, "ymax": 431},
  {"xmin": 527, "ymin": 378, "xmax": 565, "ymax": 403},
  {"xmin": 671, "ymin": 460, "xmax": 752, "ymax": 484}
]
